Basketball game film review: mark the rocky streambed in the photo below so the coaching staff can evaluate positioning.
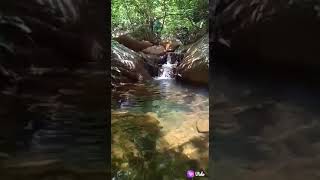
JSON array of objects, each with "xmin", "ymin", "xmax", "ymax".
[{"xmin": 111, "ymin": 33, "xmax": 209, "ymax": 179}]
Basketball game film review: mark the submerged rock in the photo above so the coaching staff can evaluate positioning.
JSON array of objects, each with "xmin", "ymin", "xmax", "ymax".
[
  {"xmin": 111, "ymin": 111, "xmax": 208, "ymax": 179},
  {"xmin": 176, "ymin": 34, "xmax": 209, "ymax": 84},
  {"xmin": 111, "ymin": 112, "xmax": 160, "ymax": 172},
  {"xmin": 196, "ymin": 119, "xmax": 209, "ymax": 133}
]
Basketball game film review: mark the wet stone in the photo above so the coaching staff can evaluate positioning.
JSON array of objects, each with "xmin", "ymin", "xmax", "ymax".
[{"xmin": 196, "ymin": 119, "xmax": 209, "ymax": 133}]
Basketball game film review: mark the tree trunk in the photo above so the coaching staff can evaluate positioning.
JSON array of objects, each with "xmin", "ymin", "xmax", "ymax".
[{"xmin": 160, "ymin": 0, "xmax": 167, "ymax": 33}]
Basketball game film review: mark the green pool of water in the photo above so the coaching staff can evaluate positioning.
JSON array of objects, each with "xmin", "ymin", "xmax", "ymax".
[{"xmin": 111, "ymin": 79, "xmax": 209, "ymax": 180}]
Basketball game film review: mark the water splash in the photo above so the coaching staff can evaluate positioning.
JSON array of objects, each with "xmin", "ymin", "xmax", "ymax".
[{"xmin": 155, "ymin": 53, "xmax": 177, "ymax": 80}]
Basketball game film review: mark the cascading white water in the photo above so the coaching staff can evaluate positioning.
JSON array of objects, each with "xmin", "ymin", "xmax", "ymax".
[{"xmin": 155, "ymin": 53, "xmax": 177, "ymax": 80}]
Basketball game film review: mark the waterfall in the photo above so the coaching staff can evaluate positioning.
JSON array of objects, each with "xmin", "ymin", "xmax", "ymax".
[{"xmin": 155, "ymin": 53, "xmax": 177, "ymax": 80}]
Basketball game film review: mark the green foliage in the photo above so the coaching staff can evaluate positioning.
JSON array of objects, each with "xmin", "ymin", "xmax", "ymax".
[{"xmin": 112, "ymin": 0, "xmax": 208, "ymax": 39}]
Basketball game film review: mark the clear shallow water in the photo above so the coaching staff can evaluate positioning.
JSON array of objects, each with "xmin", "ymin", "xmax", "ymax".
[{"xmin": 111, "ymin": 79, "xmax": 209, "ymax": 179}]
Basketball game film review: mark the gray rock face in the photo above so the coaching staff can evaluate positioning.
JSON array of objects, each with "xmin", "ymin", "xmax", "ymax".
[
  {"xmin": 140, "ymin": 52, "xmax": 161, "ymax": 77},
  {"xmin": 176, "ymin": 34, "xmax": 209, "ymax": 84},
  {"xmin": 111, "ymin": 41, "xmax": 151, "ymax": 85}
]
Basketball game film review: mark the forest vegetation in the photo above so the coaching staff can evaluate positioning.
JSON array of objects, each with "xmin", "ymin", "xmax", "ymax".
[{"xmin": 112, "ymin": 0, "xmax": 208, "ymax": 44}]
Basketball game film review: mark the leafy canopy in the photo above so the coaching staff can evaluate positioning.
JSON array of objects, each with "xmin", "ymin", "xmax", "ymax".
[{"xmin": 111, "ymin": 0, "xmax": 208, "ymax": 37}]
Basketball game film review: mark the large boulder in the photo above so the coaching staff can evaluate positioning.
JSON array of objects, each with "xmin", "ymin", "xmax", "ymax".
[
  {"xmin": 140, "ymin": 53, "xmax": 161, "ymax": 77},
  {"xmin": 114, "ymin": 34, "xmax": 153, "ymax": 52},
  {"xmin": 176, "ymin": 34, "xmax": 209, "ymax": 84},
  {"xmin": 141, "ymin": 45, "xmax": 166, "ymax": 56},
  {"xmin": 215, "ymin": 0, "xmax": 320, "ymax": 68},
  {"xmin": 111, "ymin": 41, "xmax": 151, "ymax": 85}
]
